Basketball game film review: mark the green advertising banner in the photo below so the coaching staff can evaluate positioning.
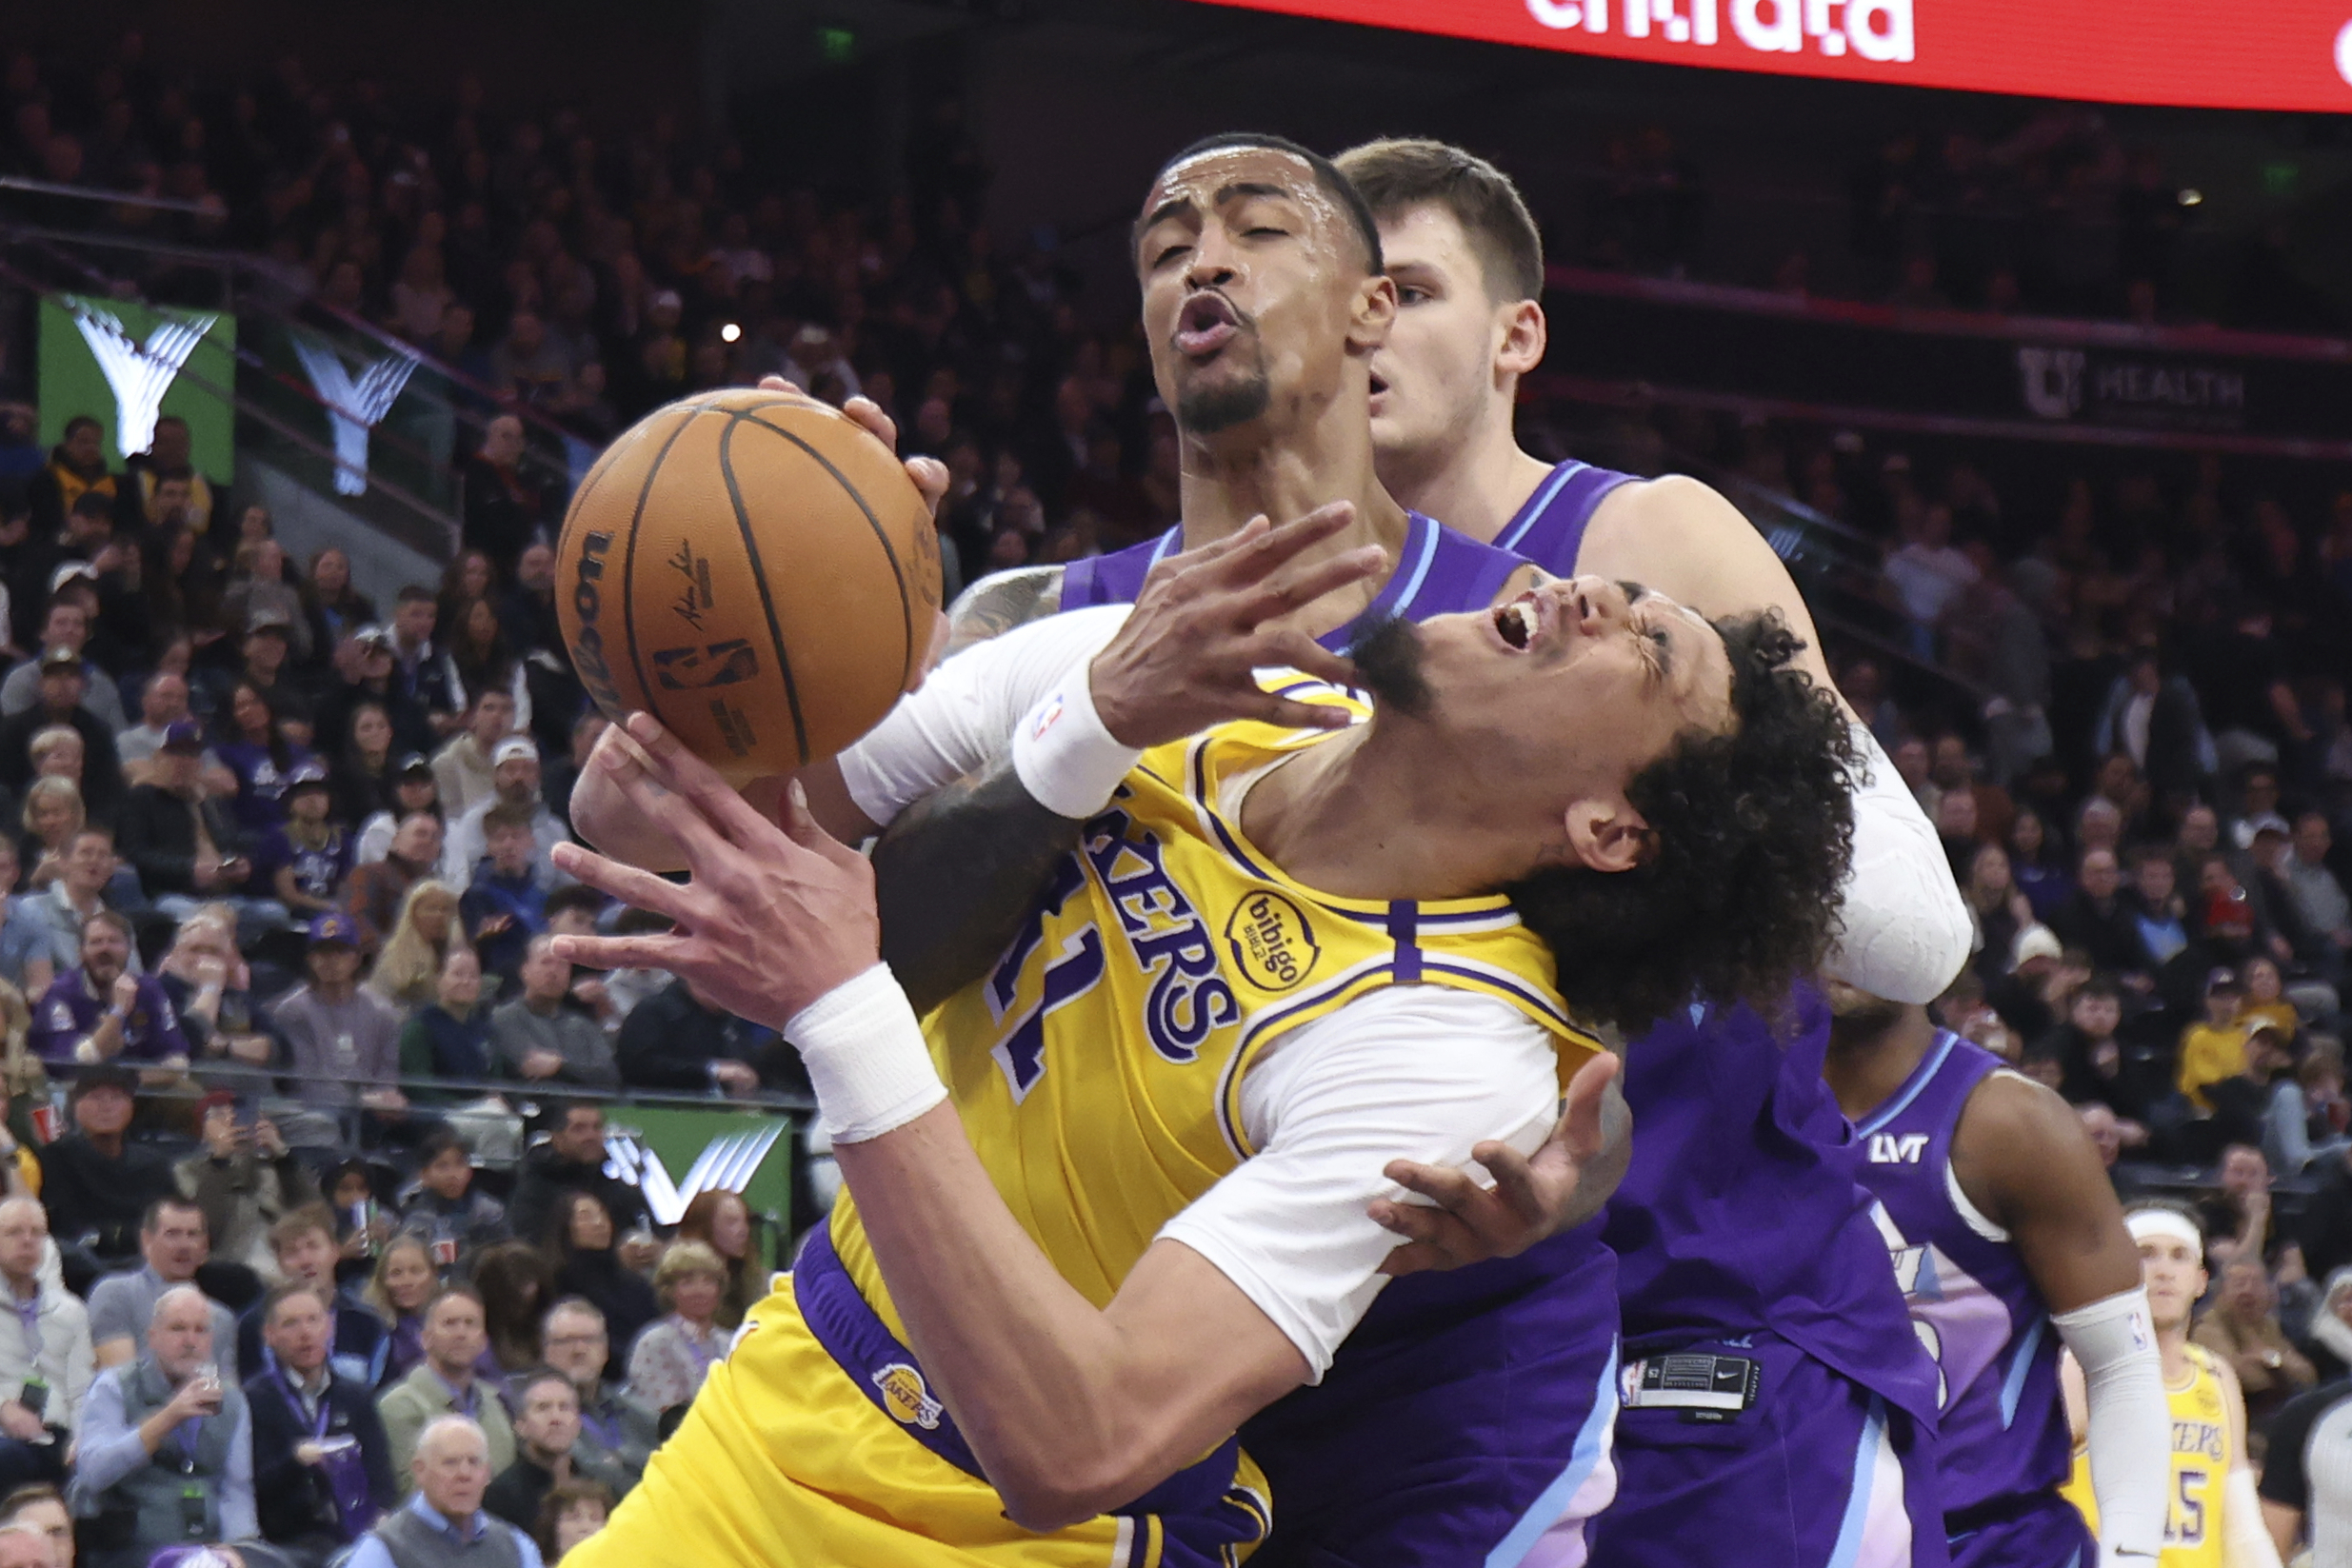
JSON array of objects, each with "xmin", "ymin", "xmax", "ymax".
[
  {"xmin": 603, "ymin": 1104, "xmax": 796, "ymax": 1270},
  {"xmin": 37, "ymin": 294, "xmax": 236, "ymax": 475}
]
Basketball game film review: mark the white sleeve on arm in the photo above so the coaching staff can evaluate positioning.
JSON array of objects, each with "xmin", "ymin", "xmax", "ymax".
[
  {"xmin": 1825, "ymin": 722, "xmax": 1973, "ymax": 1004},
  {"xmin": 1157, "ymin": 987, "xmax": 1560, "ymax": 1382},
  {"xmin": 836, "ymin": 603, "xmax": 1132, "ymax": 828},
  {"xmin": 2051, "ymin": 1287, "xmax": 2169, "ymax": 1568}
]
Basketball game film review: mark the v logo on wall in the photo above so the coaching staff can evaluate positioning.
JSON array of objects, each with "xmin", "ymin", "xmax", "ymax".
[
  {"xmin": 290, "ymin": 337, "xmax": 421, "ymax": 496},
  {"xmin": 38, "ymin": 296, "xmax": 235, "ymax": 476},
  {"xmin": 602, "ymin": 1122, "xmax": 787, "ymax": 1226},
  {"xmin": 67, "ymin": 302, "xmax": 219, "ymax": 460}
]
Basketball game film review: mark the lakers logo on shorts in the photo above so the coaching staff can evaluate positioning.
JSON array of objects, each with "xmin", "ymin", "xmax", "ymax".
[
  {"xmin": 1224, "ymin": 890, "xmax": 1320, "ymax": 992},
  {"xmin": 873, "ymin": 1363, "xmax": 945, "ymax": 1431}
]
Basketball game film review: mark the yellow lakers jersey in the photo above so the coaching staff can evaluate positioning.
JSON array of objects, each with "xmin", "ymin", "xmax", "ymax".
[
  {"xmin": 830, "ymin": 688, "xmax": 1603, "ymax": 1336},
  {"xmin": 2062, "ymin": 1342, "xmax": 2230, "ymax": 1568}
]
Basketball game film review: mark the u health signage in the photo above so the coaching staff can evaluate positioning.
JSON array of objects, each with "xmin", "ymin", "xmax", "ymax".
[{"xmin": 1191, "ymin": 0, "xmax": 2352, "ymax": 113}]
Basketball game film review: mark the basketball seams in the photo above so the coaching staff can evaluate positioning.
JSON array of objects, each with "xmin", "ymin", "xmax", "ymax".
[
  {"xmin": 715, "ymin": 414, "xmax": 813, "ymax": 766},
  {"xmin": 618, "ymin": 407, "xmax": 708, "ymax": 728},
  {"xmin": 731, "ymin": 407, "xmax": 921, "ymax": 694}
]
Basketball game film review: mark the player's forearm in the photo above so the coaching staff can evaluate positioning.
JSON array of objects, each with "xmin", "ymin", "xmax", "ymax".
[
  {"xmin": 836, "ymin": 1103, "xmax": 1284, "ymax": 1530},
  {"xmin": 1825, "ymin": 724, "xmax": 1971, "ymax": 1002},
  {"xmin": 871, "ymin": 757, "xmax": 1080, "ymax": 1016}
]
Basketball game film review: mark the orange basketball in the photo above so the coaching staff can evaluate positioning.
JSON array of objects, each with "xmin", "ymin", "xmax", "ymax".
[{"xmin": 553, "ymin": 387, "xmax": 944, "ymax": 785}]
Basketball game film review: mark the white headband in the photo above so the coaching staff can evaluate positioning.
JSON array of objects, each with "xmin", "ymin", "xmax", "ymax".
[{"xmin": 2126, "ymin": 1210, "xmax": 2203, "ymax": 1254}]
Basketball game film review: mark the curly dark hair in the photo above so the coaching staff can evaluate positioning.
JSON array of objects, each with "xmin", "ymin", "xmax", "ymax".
[{"xmin": 1505, "ymin": 609, "xmax": 1857, "ymax": 1037}]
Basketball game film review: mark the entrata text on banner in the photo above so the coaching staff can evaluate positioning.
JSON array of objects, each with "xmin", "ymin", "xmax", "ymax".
[{"xmin": 1190, "ymin": 0, "xmax": 2352, "ymax": 113}]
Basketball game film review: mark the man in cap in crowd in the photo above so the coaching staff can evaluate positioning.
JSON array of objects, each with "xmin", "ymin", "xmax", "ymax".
[
  {"xmin": 0, "ymin": 643, "xmax": 123, "ymax": 819},
  {"xmin": 34, "ymin": 1066, "xmax": 179, "ymax": 1291},
  {"xmin": 440, "ymin": 738, "xmax": 570, "ymax": 889},
  {"xmin": 0, "ymin": 591, "xmax": 127, "ymax": 732},
  {"xmin": 238, "ymin": 607, "xmax": 298, "ymax": 698},
  {"xmin": 116, "ymin": 722, "xmax": 256, "ymax": 930},
  {"xmin": 267, "ymin": 915, "xmax": 408, "ymax": 1144},
  {"xmin": 431, "ymin": 689, "xmax": 518, "ymax": 824}
]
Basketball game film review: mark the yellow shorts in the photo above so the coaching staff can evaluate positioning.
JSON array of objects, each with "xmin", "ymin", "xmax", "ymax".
[{"xmin": 571, "ymin": 1276, "xmax": 1264, "ymax": 1568}]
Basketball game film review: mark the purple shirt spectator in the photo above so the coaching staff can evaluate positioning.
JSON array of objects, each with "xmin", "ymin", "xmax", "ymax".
[{"xmin": 29, "ymin": 970, "xmax": 189, "ymax": 1065}]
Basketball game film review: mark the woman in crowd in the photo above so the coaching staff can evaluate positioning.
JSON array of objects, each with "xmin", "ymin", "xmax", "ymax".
[
  {"xmin": 547, "ymin": 1193, "xmax": 658, "ymax": 1358},
  {"xmin": 1964, "ymin": 842, "xmax": 2032, "ymax": 985},
  {"xmin": 473, "ymin": 1238, "xmax": 558, "ymax": 1373},
  {"xmin": 534, "ymin": 1478, "xmax": 614, "ymax": 1565},
  {"xmin": 367, "ymin": 1233, "xmax": 441, "ymax": 1381},
  {"xmin": 2006, "ymin": 806, "xmax": 2072, "ymax": 922},
  {"xmin": 365, "ymin": 879, "xmax": 467, "ymax": 1010},
  {"xmin": 399, "ymin": 946, "xmax": 496, "ymax": 1096},
  {"xmin": 2240, "ymin": 954, "xmax": 2301, "ymax": 1044},
  {"xmin": 16, "ymin": 778, "xmax": 80, "ymax": 899},
  {"xmin": 438, "ymin": 550, "xmax": 497, "ymax": 630},
  {"xmin": 2265, "ymin": 1042, "xmax": 2350, "ymax": 1177},
  {"xmin": 624, "ymin": 1241, "xmax": 729, "ymax": 1415},
  {"xmin": 327, "ymin": 1156, "xmax": 395, "ymax": 1288},
  {"xmin": 443, "ymin": 596, "xmax": 530, "ymax": 731},
  {"xmin": 674, "ymin": 1188, "xmax": 763, "ymax": 1331},
  {"xmin": 329, "ymin": 702, "xmax": 402, "ymax": 829},
  {"xmin": 303, "ymin": 546, "xmax": 378, "ymax": 659},
  {"xmin": 216, "ymin": 681, "xmax": 313, "ymax": 836},
  {"xmin": 155, "ymin": 907, "xmax": 275, "ymax": 1077}
]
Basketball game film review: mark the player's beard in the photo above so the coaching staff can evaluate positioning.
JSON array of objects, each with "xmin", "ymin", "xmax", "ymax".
[
  {"xmin": 1347, "ymin": 614, "xmax": 1433, "ymax": 719},
  {"xmin": 1176, "ymin": 341, "xmax": 1272, "ymax": 434}
]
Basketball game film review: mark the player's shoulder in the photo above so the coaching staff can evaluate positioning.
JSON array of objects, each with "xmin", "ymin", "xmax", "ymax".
[{"xmin": 942, "ymin": 565, "xmax": 1066, "ymax": 656}]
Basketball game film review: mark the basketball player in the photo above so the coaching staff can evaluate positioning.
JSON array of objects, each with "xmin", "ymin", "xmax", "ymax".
[
  {"xmin": 2060, "ymin": 1206, "xmax": 2281, "ymax": 1568},
  {"xmin": 1325, "ymin": 136, "xmax": 1968, "ymax": 1568},
  {"xmin": 1823, "ymin": 988, "xmax": 2168, "ymax": 1565},
  {"xmin": 555, "ymin": 535, "xmax": 1863, "ymax": 1567}
]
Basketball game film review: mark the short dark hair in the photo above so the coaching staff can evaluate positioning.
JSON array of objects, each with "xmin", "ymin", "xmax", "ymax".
[
  {"xmin": 61, "ymin": 416, "xmax": 99, "ymax": 440},
  {"xmin": 261, "ymin": 1280, "xmax": 330, "ymax": 1327},
  {"xmin": 483, "ymin": 802, "xmax": 536, "ymax": 838},
  {"xmin": 544, "ymin": 884, "xmax": 605, "ymax": 923},
  {"xmin": 269, "ymin": 1201, "xmax": 338, "ymax": 1255},
  {"xmin": 396, "ymin": 585, "xmax": 435, "ymax": 606},
  {"xmin": 1140, "ymin": 133, "xmax": 1383, "ymax": 276},
  {"xmin": 1505, "ymin": 610, "xmax": 1858, "ymax": 1036},
  {"xmin": 510, "ymin": 1364, "xmax": 575, "ymax": 1406},
  {"xmin": 426, "ymin": 1283, "xmax": 485, "ymax": 1322},
  {"xmin": 2076, "ymin": 975, "xmax": 2123, "ymax": 1004},
  {"xmin": 418, "ymin": 1126, "xmax": 473, "ymax": 1166},
  {"xmin": 1336, "ymin": 138, "xmax": 1544, "ymax": 304},
  {"xmin": 142, "ymin": 1196, "xmax": 206, "ymax": 1235},
  {"xmin": 0, "ymin": 1483, "xmax": 64, "ymax": 1524}
]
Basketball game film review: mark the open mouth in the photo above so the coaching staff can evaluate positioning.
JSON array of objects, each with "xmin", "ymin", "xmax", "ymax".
[
  {"xmin": 1493, "ymin": 595, "xmax": 1539, "ymax": 650},
  {"xmin": 1368, "ymin": 371, "xmax": 1389, "ymax": 397},
  {"xmin": 1174, "ymin": 291, "xmax": 1242, "ymax": 358}
]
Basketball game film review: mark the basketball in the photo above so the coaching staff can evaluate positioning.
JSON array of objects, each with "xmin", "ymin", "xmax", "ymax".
[{"xmin": 553, "ymin": 387, "xmax": 944, "ymax": 785}]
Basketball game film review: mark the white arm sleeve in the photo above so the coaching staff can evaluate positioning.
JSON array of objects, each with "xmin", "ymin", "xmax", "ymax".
[
  {"xmin": 1157, "ymin": 988, "xmax": 1560, "ymax": 1382},
  {"xmin": 1825, "ymin": 723, "xmax": 1973, "ymax": 1003},
  {"xmin": 2052, "ymin": 1287, "xmax": 2169, "ymax": 1567},
  {"xmin": 836, "ymin": 604, "xmax": 1132, "ymax": 828},
  {"xmin": 2223, "ymin": 1468, "xmax": 2283, "ymax": 1568}
]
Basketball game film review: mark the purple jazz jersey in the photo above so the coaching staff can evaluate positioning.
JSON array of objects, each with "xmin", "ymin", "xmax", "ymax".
[
  {"xmin": 1856, "ymin": 1033, "xmax": 2091, "ymax": 1568},
  {"xmin": 1489, "ymin": 460, "xmax": 1640, "ymax": 577},
  {"xmin": 1054, "ymin": 514, "xmax": 1620, "ymax": 1566},
  {"xmin": 1059, "ymin": 511, "xmax": 1525, "ymax": 645}
]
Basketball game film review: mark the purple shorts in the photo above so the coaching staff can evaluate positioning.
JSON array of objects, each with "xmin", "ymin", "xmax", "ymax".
[
  {"xmin": 1945, "ymin": 1497, "xmax": 2093, "ymax": 1568},
  {"xmin": 1242, "ymin": 1230, "xmax": 1620, "ymax": 1568},
  {"xmin": 1589, "ymin": 1336, "xmax": 1948, "ymax": 1568}
]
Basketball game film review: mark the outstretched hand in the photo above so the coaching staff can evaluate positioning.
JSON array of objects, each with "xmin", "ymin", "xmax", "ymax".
[
  {"xmin": 1088, "ymin": 504, "xmax": 1385, "ymax": 747},
  {"xmin": 549, "ymin": 713, "xmax": 881, "ymax": 1031},
  {"xmin": 1370, "ymin": 1053, "xmax": 1622, "ymax": 1277}
]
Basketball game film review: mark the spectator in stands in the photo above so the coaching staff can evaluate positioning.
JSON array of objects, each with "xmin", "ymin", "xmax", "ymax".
[
  {"xmin": 2125, "ymin": 846, "xmax": 2191, "ymax": 975},
  {"xmin": 244, "ymin": 1282, "xmax": 394, "ymax": 1556},
  {"xmin": 544, "ymin": 1197, "xmax": 654, "ymax": 1364},
  {"xmin": 536, "ymin": 1300, "xmax": 651, "ymax": 1491},
  {"xmin": 2193, "ymin": 1254, "xmax": 2315, "ymax": 1438},
  {"xmin": 116, "ymin": 721, "xmax": 261, "ymax": 930},
  {"xmin": 366, "ymin": 1238, "xmax": 439, "ymax": 1384},
  {"xmin": 2180, "ymin": 968, "xmax": 2252, "ymax": 1113},
  {"xmin": 673, "ymin": 1191, "xmax": 761, "ymax": 1333},
  {"xmin": 2052, "ymin": 846, "xmax": 2151, "ymax": 987},
  {"xmin": 27, "ymin": 417, "xmax": 116, "ymax": 548},
  {"xmin": 323, "ymin": 630, "xmax": 435, "ymax": 767},
  {"xmin": 2052, "ymin": 977, "xmax": 2155, "ymax": 1145},
  {"xmin": 441, "ymin": 741, "xmax": 568, "ymax": 891},
  {"xmin": 69, "ymin": 1284, "xmax": 254, "ymax": 1568},
  {"xmin": 2286, "ymin": 811, "xmax": 2352, "ymax": 959},
  {"xmin": 88, "ymin": 1197, "xmax": 239, "ymax": 1375},
  {"xmin": 532, "ymin": 1477, "xmax": 611, "ymax": 1565},
  {"xmin": 2005, "ymin": 807, "xmax": 2070, "ymax": 922},
  {"xmin": 36, "ymin": 1067, "xmax": 176, "ymax": 1287},
  {"xmin": 355, "ymin": 755, "xmax": 441, "ymax": 868},
  {"xmin": 443, "ymin": 601, "xmax": 526, "ymax": 732},
  {"xmin": 177, "ymin": 1099, "xmax": 315, "ymax": 1281},
  {"xmin": 156, "ymin": 909, "xmax": 277, "ymax": 1079},
  {"xmin": 115, "ymin": 671, "xmax": 194, "ymax": 773},
  {"xmin": 387, "ymin": 589, "xmax": 463, "ymax": 738},
  {"xmin": 350, "ymin": 1415, "xmax": 540, "ymax": 1568},
  {"xmin": 349, "ymin": 812, "xmax": 445, "ymax": 954},
  {"xmin": 430, "ymin": 691, "xmax": 515, "ymax": 826},
  {"xmin": 508, "ymin": 1104, "xmax": 646, "ymax": 1250},
  {"xmin": 622, "ymin": 1242, "xmax": 725, "ymax": 1417},
  {"xmin": 365, "ymin": 881, "xmax": 466, "ymax": 1012},
  {"xmin": 21, "ymin": 824, "xmax": 141, "ymax": 980},
  {"xmin": 215, "ymin": 681, "xmax": 309, "ymax": 838},
  {"xmin": 0, "ymin": 1483, "xmax": 75, "ymax": 1568},
  {"xmin": 0, "ymin": 646, "xmax": 122, "ymax": 823},
  {"xmin": 2091, "ymin": 645, "xmax": 2217, "ymax": 806},
  {"xmin": 28, "ymin": 909, "xmax": 188, "ymax": 1069},
  {"xmin": 471, "ymin": 1244, "xmax": 555, "ymax": 1376},
  {"xmin": 398, "ymin": 948, "xmax": 495, "ymax": 1101},
  {"xmin": 303, "ymin": 549, "xmax": 376, "ymax": 664},
  {"xmin": 257, "ymin": 763, "xmax": 350, "ymax": 924},
  {"xmin": 482, "ymin": 1367, "xmax": 588, "ymax": 1531},
  {"xmin": 2207, "ymin": 1022, "xmax": 2292, "ymax": 1155},
  {"xmin": 328, "ymin": 701, "xmax": 403, "ymax": 834},
  {"xmin": 465, "ymin": 808, "xmax": 555, "ymax": 983},
  {"xmin": 2271, "ymin": 1042, "xmax": 2352, "ymax": 1177},
  {"xmin": 2198, "ymin": 1142, "xmax": 2281, "ymax": 1266},
  {"xmin": 269, "ymin": 913, "xmax": 409, "ymax": 1140},
  {"xmin": 0, "ymin": 1198, "xmax": 91, "ymax": 1473},
  {"xmin": 0, "ymin": 603, "xmax": 126, "ymax": 732},
  {"xmin": 461, "ymin": 417, "xmax": 552, "ymax": 582},
  {"xmin": 377, "ymin": 1290, "xmax": 514, "ymax": 1488},
  {"xmin": 614, "ymin": 977, "xmax": 784, "ymax": 1099},
  {"xmin": 2239, "ymin": 954, "xmax": 2302, "ymax": 1042},
  {"xmin": 396, "ymin": 1129, "xmax": 509, "ymax": 1271},
  {"xmin": 491, "ymin": 939, "xmax": 616, "ymax": 1091},
  {"xmin": 235, "ymin": 1207, "xmax": 389, "ymax": 1389}
]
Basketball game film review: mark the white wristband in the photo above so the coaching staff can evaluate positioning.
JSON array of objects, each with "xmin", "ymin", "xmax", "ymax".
[
  {"xmin": 1010, "ymin": 667, "xmax": 1141, "ymax": 822},
  {"xmin": 783, "ymin": 963, "xmax": 948, "ymax": 1144}
]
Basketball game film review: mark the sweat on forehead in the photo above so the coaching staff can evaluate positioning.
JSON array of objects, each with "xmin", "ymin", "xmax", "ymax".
[{"xmin": 1139, "ymin": 132, "xmax": 1383, "ymax": 275}]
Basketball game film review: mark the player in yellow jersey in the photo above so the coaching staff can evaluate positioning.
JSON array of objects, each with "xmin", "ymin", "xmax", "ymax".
[
  {"xmin": 550, "ymin": 506, "xmax": 1863, "ymax": 1567},
  {"xmin": 2062, "ymin": 1203, "xmax": 2281, "ymax": 1568}
]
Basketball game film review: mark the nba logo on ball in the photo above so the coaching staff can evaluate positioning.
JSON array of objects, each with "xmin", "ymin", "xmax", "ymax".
[
  {"xmin": 872, "ymin": 1363, "xmax": 945, "ymax": 1430},
  {"xmin": 553, "ymin": 387, "xmax": 944, "ymax": 785}
]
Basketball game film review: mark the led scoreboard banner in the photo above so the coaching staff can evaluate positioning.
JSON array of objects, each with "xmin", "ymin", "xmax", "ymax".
[{"xmin": 1191, "ymin": 0, "xmax": 2352, "ymax": 113}]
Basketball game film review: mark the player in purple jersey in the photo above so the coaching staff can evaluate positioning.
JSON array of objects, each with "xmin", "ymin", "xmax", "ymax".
[
  {"xmin": 1333, "ymin": 137, "xmax": 1973, "ymax": 1566},
  {"xmin": 1823, "ymin": 988, "xmax": 2168, "ymax": 1567}
]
